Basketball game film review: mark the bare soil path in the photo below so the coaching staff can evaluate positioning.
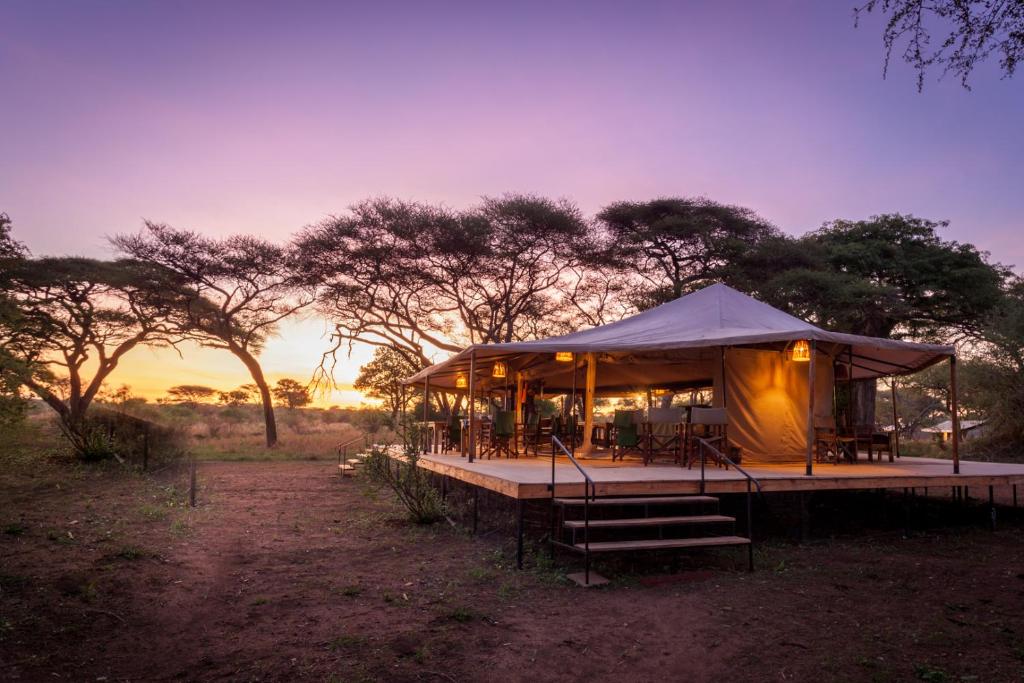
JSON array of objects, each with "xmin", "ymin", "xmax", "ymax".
[{"xmin": 4, "ymin": 460, "xmax": 1024, "ymax": 682}]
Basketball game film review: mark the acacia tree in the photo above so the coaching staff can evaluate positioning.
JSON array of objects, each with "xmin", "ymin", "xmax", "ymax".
[
  {"xmin": 297, "ymin": 195, "xmax": 599, "ymax": 394},
  {"xmin": 272, "ymin": 378, "xmax": 311, "ymax": 409},
  {"xmin": 113, "ymin": 224, "xmax": 310, "ymax": 447},
  {"xmin": 353, "ymin": 346, "xmax": 420, "ymax": 423},
  {"xmin": 1, "ymin": 255, "xmax": 180, "ymax": 454},
  {"xmin": 0, "ymin": 214, "xmax": 30, "ymax": 423},
  {"xmin": 164, "ymin": 384, "xmax": 216, "ymax": 407},
  {"xmin": 855, "ymin": 0, "xmax": 1024, "ymax": 89},
  {"xmin": 595, "ymin": 197, "xmax": 780, "ymax": 309}
]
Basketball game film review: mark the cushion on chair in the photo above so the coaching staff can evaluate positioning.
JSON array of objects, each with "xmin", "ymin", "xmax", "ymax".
[
  {"xmin": 613, "ymin": 410, "xmax": 638, "ymax": 429},
  {"xmin": 494, "ymin": 410, "xmax": 515, "ymax": 437},
  {"xmin": 616, "ymin": 424, "xmax": 639, "ymax": 447}
]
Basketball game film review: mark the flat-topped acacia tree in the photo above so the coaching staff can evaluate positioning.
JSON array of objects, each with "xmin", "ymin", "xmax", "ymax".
[
  {"xmin": 1, "ymin": 254, "xmax": 181, "ymax": 455},
  {"xmin": 296, "ymin": 194, "xmax": 600, "ymax": 393},
  {"xmin": 113, "ymin": 223, "xmax": 310, "ymax": 447}
]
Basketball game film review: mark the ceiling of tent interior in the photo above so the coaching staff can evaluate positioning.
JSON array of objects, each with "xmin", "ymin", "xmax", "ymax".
[{"xmin": 404, "ymin": 283, "xmax": 954, "ymax": 395}]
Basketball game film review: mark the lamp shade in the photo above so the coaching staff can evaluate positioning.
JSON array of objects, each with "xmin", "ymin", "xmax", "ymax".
[
  {"xmin": 455, "ymin": 374, "xmax": 468, "ymax": 389},
  {"xmin": 555, "ymin": 351, "xmax": 573, "ymax": 362},
  {"xmin": 791, "ymin": 339, "xmax": 811, "ymax": 362},
  {"xmin": 492, "ymin": 361, "xmax": 507, "ymax": 379}
]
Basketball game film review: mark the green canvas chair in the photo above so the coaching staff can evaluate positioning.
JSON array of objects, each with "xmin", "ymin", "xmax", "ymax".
[
  {"xmin": 489, "ymin": 410, "xmax": 517, "ymax": 459},
  {"xmin": 611, "ymin": 410, "xmax": 643, "ymax": 462}
]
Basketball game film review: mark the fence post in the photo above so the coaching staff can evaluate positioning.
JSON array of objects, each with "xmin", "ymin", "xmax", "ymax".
[
  {"xmin": 142, "ymin": 425, "xmax": 149, "ymax": 472},
  {"xmin": 189, "ymin": 458, "xmax": 197, "ymax": 508}
]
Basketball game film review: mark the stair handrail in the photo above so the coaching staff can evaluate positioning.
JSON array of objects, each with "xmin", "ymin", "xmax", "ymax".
[
  {"xmin": 551, "ymin": 435, "xmax": 596, "ymax": 584},
  {"xmin": 337, "ymin": 434, "xmax": 369, "ymax": 476},
  {"xmin": 696, "ymin": 436, "xmax": 760, "ymax": 572}
]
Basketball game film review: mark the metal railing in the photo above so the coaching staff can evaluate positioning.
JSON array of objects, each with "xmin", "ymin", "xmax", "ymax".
[
  {"xmin": 337, "ymin": 435, "xmax": 370, "ymax": 477},
  {"xmin": 695, "ymin": 436, "xmax": 761, "ymax": 571},
  {"xmin": 550, "ymin": 435, "xmax": 597, "ymax": 584}
]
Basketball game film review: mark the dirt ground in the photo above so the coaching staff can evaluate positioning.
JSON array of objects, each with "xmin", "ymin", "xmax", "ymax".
[{"xmin": 4, "ymin": 457, "xmax": 1024, "ymax": 683}]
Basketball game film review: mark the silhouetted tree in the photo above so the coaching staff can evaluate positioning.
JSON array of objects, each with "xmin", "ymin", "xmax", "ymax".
[
  {"xmin": 297, "ymin": 194, "xmax": 598, "ymax": 385},
  {"xmin": 164, "ymin": 384, "xmax": 217, "ymax": 407},
  {"xmin": 595, "ymin": 197, "xmax": 780, "ymax": 309},
  {"xmin": 217, "ymin": 388, "xmax": 251, "ymax": 407},
  {"xmin": 113, "ymin": 224, "xmax": 311, "ymax": 447},
  {"xmin": 736, "ymin": 214, "xmax": 1008, "ymax": 425},
  {"xmin": 1, "ymin": 255, "xmax": 180, "ymax": 454},
  {"xmin": 855, "ymin": 0, "xmax": 1024, "ymax": 89},
  {"xmin": 272, "ymin": 378, "xmax": 311, "ymax": 409},
  {"xmin": 353, "ymin": 346, "xmax": 420, "ymax": 423}
]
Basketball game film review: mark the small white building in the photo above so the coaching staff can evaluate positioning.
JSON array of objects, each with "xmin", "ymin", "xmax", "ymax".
[{"xmin": 922, "ymin": 419, "xmax": 987, "ymax": 442}]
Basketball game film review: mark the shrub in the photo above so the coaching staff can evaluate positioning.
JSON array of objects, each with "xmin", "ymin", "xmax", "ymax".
[
  {"xmin": 63, "ymin": 409, "xmax": 186, "ymax": 467},
  {"xmin": 361, "ymin": 441, "xmax": 444, "ymax": 524}
]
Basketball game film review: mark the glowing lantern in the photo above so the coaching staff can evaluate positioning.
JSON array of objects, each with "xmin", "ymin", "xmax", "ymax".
[
  {"xmin": 790, "ymin": 339, "xmax": 811, "ymax": 362},
  {"xmin": 455, "ymin": 374, "xmax": 468, "ymax": 389},
  {"xmin": 555, "ymin": 351, "xmax": 574, "ymax": 362},
  {"xmin": 492, "ymin": 361, "xmax": 507, "ymax": 379}
]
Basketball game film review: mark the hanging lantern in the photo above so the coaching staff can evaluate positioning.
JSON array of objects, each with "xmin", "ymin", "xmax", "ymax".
[
  {"xmin": 790, "ymin": 339, "xmax": 811, "ymax": 362},
  {"xmin": 555, "ymin": 351, "xmax": 573, "ymax": 362},
  {"xmin": 455, "ymin": 374, "xmax": 468, "ymax": 389},
  {"xmin": 492, "ymin": 361, "xmax": 507, "ymax": 379}
]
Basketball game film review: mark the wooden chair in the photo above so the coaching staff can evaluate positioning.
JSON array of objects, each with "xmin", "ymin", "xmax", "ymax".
[
  {"xmin": 814, "ymin": 415, "xmax": 855, "ymax": 465},
  {"xmin": 685, "ymin": 407, "xmax": 734, "ymax": 469},
  {"xmin": 644, "ymin": 407, "xmax": 683, "ymax": 465},
  {"xmin": 610, "ymin": 410, "xmax": 644, "ymax": 462},
  {"xmin": 441, "ymin": 415, "xmax": 462, "ymax": 453},
  {"xmin": 522, "ymin": 413, "xmax": 552, "ymax": 457},
  {"xmin": 477, "ymin": 419, "xmax": 494, "ymax": 459}
]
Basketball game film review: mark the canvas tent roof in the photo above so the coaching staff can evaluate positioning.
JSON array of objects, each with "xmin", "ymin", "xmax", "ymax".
[{"xmin": 405, "ymin": 283, "xmax": 953, "ymax": 390}]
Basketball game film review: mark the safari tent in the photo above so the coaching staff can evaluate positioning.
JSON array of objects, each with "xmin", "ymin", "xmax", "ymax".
[{"xmin": 406, "ymin": 283, "xmax": 959, "ymax": 473}]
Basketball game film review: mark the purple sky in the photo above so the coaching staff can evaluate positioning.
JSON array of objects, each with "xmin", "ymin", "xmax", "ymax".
[{"xmin": 2, "ymin": 1, "xmax": 1022, "ymax": 402}]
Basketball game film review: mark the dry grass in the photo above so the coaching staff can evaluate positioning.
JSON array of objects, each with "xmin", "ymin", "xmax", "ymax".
[{"xmin": 189, "ymin": 420, "xmax": 382, "ymax": 461}]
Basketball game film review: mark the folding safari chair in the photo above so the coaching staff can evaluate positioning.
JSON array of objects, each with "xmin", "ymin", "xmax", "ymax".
[
  {"xmin": 489, "ymin": 410, "xmax": 517, "ymax": 459},
  {"xmin": 685, "ymin": 407, "xmax": 734, "ymax": 469},
  {"xmin": 644, "ymin": 407, "xmax": 684, "ymax": 465},
  {"xmin": 610, "ymin": 410, "xmax": 644, "ymax": 462}
]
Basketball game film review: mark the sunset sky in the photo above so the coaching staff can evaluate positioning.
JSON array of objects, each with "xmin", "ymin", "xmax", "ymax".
[{"xmin": 2, "ymin": 1, "xmax": 1022, "ymax": 406}]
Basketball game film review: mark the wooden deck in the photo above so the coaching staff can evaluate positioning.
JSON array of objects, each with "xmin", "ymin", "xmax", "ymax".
[{"xmin": 415, "ymin": 451, "xmax": 1024, "ymax": 499}]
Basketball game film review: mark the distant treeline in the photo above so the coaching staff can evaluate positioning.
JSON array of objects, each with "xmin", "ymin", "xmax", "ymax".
[{"xmin": 2, "ymin": 196, "xmax": 1022, "ymax": 460}]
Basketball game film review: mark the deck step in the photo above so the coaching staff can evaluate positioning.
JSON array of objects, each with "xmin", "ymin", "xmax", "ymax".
[
  {"xmin": 553, "ymin": 495, "xmax": 717, "ymax": 507},
  {"xmin": 563, "ymin": 514, "xmax": 734, "ymax": 529},
  {"xmin": 573, "ymin": 535, "xmax": 750, "ymax": 553}
]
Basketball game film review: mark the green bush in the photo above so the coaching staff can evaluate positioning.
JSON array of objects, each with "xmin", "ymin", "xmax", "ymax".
[{"xmin": 361, "ymin": 442, "xmax": 444, "ymax": 524}]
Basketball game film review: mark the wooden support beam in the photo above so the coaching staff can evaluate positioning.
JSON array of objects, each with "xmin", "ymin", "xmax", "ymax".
[
  {"xmin": 468, "ymin": 350, "xmax": 476, "ymax": 463},
  {"xmin": 422, "ymin": 375, "xmax": 430, "ymax": 454},
  {"xmin": 580, "ymin": 353, "xmax": 597, "ymax": 454},
  {"xmin": 805, "ymin": 340, "xmax": 817, "ymax": 476},
  {"xmin": 950, "ymin": 354, "xmax": 960, "ymax": 475},
  {"xmin": 891, "ymin": 377, "xmax": 900, "ymax": 459}
]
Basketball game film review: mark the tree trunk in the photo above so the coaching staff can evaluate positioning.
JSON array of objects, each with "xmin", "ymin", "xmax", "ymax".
[{"xmin": 232, "ymin": 345, "xmax": 278, "ymax": 447}]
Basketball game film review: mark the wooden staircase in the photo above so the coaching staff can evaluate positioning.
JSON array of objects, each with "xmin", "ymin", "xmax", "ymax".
[{"xmin": 552, "ymin": 494, "xmax": 751, "ymax": 560}]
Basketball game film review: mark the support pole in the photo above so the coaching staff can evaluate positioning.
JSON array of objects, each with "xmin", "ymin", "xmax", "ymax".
[
  {"xmin": 890, "ymin": 377, "xmax": 900, "ymax": 460},
  {"xmin": 516, "ymin": 500, "xmax": 525, "ymax": 570},
  {"xmin": 468, "ymin": 350, "xmax": 477, "ymax": 463},
  {"xmin": 989, "ymin": 485, "xmax": 997, "ymax": 531},
  {"xmin": 422, "ymin": 376, "xmax": 430, "ymax": 454},
  {"xmin": 950, "ymin": 355, "xmax": 960, "ymax": 475},
  {"xmin": 569, "ymin": 354, "xmax": 578, "ymax": 454},
  {"xmin": 473, "ymin": 487, "xmax": 479, "ymax": 534},
  {"xmin": 580, "ymin": 352, "xmax": 597, "ymax": 455},
  {"xmin": 189, "ymin": 457, "xmax": 197, "ymax": 508},
  {"xmin": 805, "ymin": 340, "xmax": 817, "ymax": 476}
]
